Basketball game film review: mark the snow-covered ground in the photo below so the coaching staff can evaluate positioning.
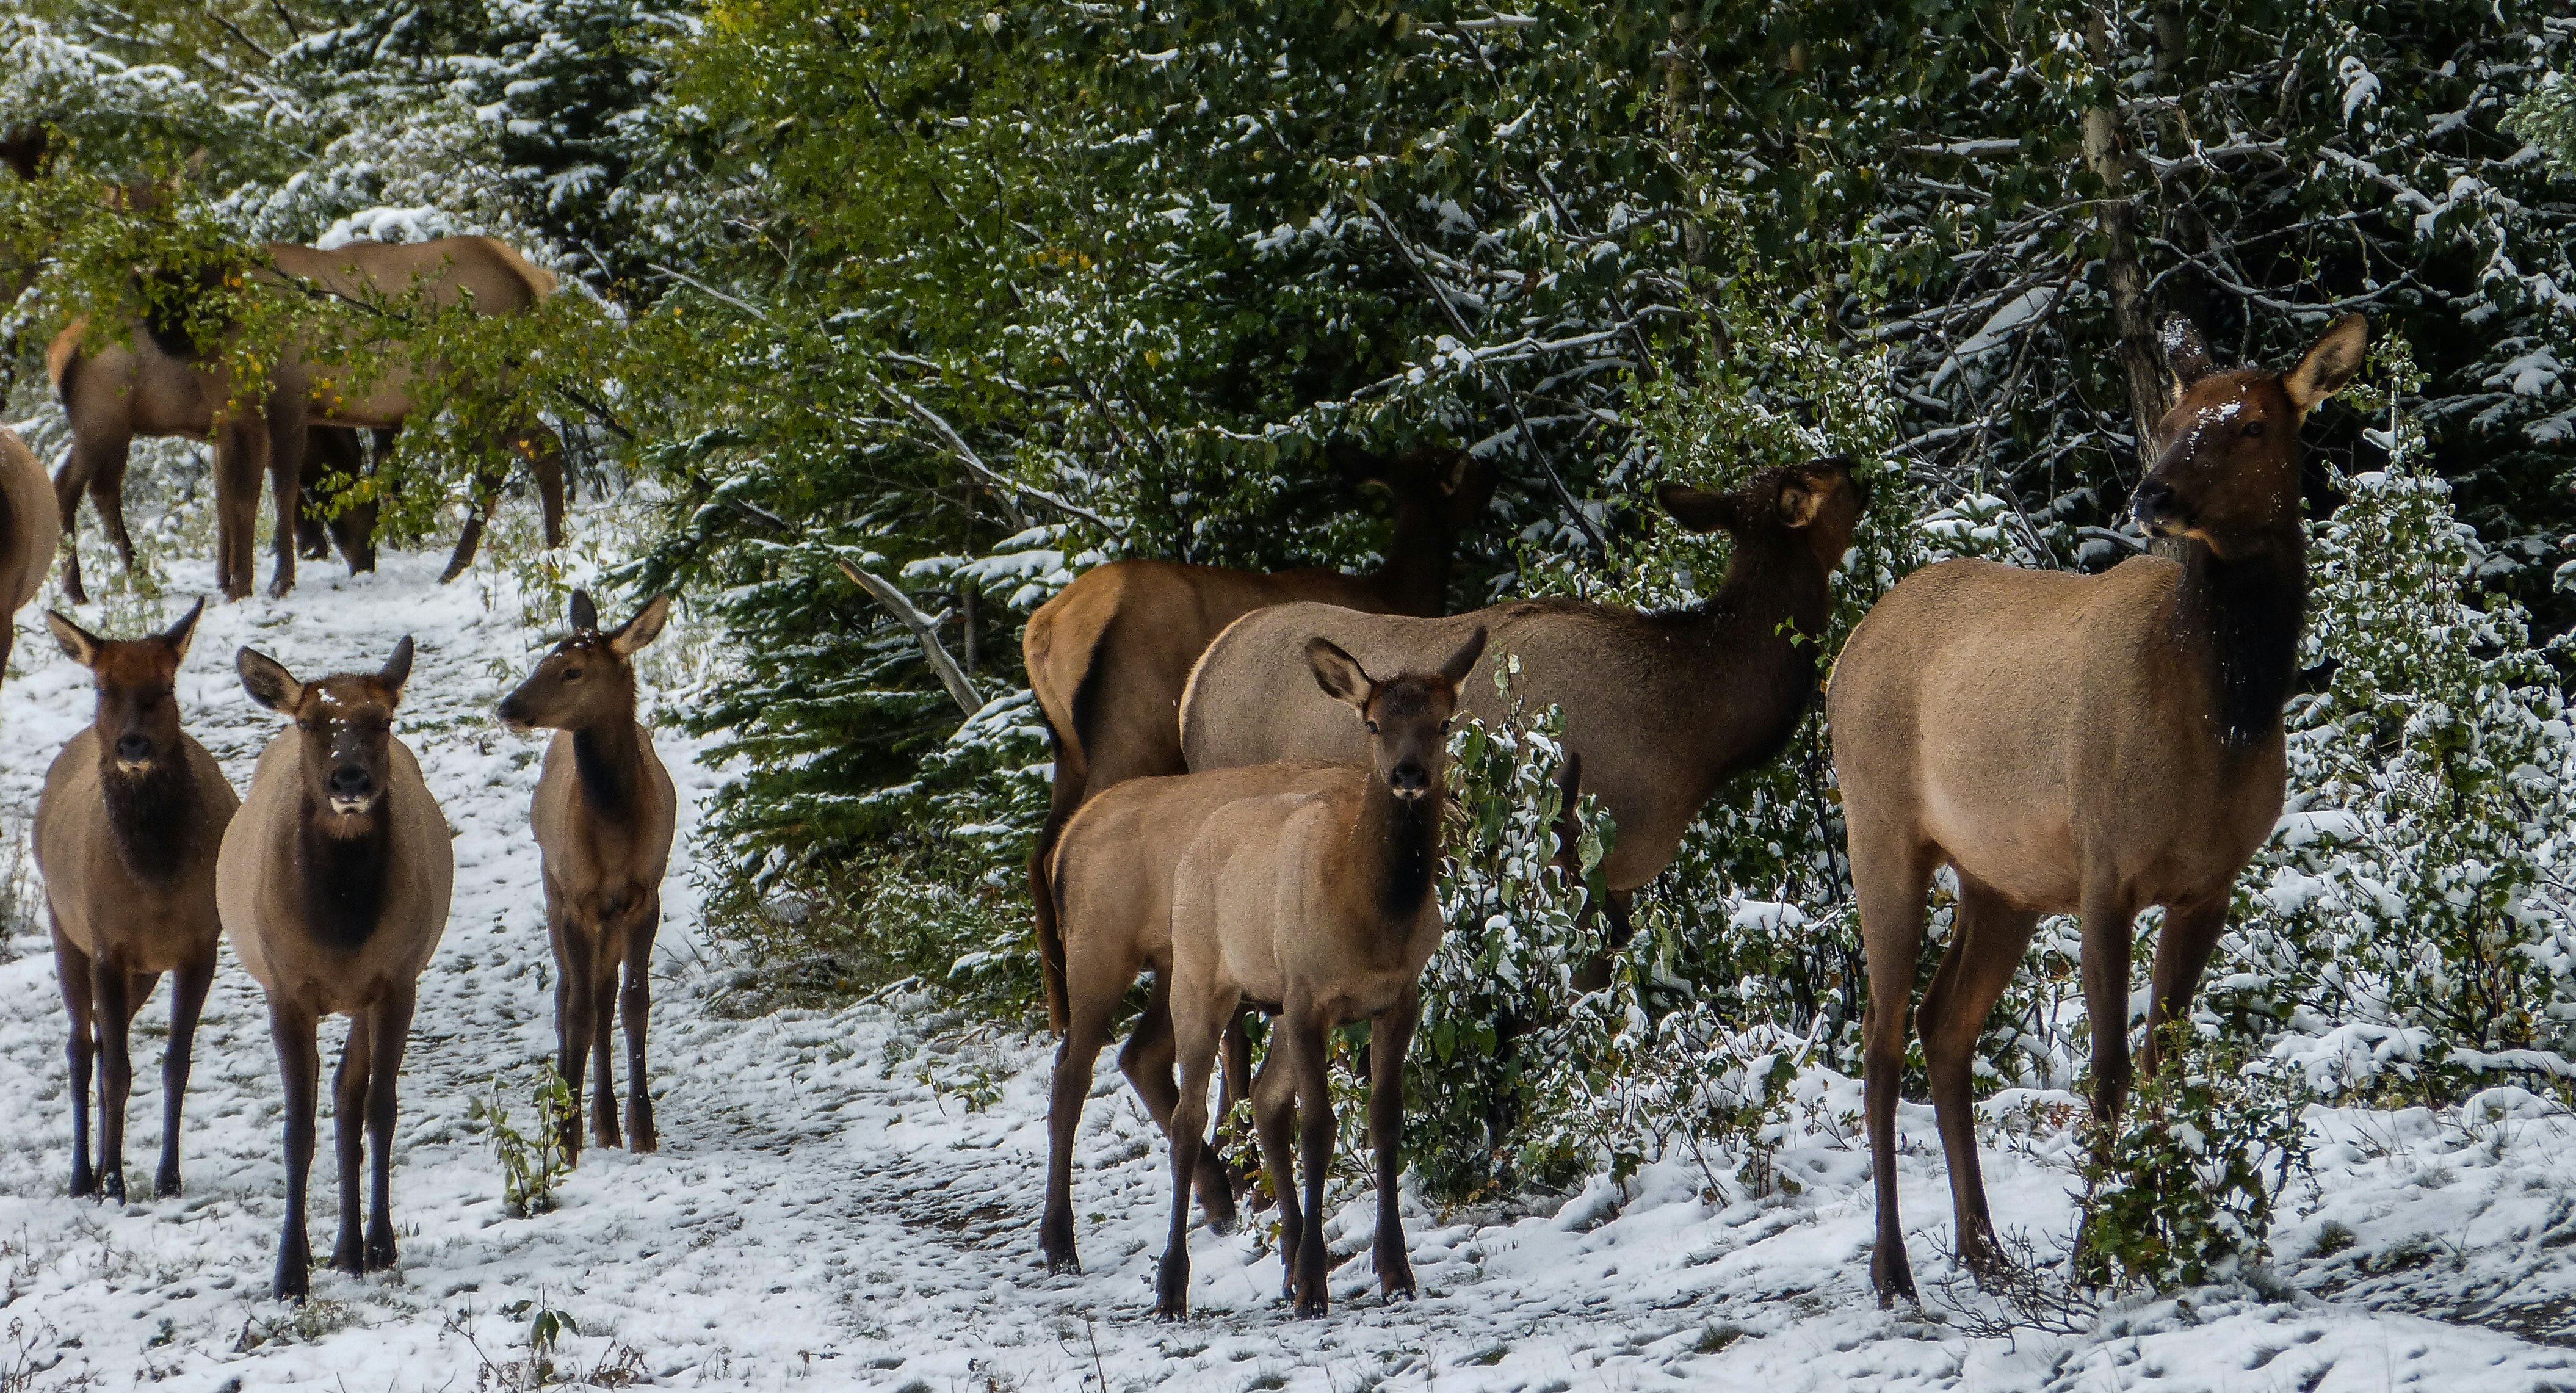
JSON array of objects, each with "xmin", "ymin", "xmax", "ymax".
[{"xmin": 4, "ymin": 526, "xmax": 2576, "ymax": 1391}]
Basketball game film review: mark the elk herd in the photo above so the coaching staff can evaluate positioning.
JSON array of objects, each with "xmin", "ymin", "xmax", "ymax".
[{"xmin": 2, "ymin": 195, "xmax": 2376, "ymax": 1326}]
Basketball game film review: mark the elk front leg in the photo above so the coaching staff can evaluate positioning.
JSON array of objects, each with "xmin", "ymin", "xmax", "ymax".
[
  {"xmin": 157, "ymin": 955, "xmax": 214, "ymax": 1198},
  {"xmin": 329, "ymin": 1011, "xmax": 374, "ymax": 1274},
  {"xmin": 53, "ymin": 927, "xmax": 98, "ymax": 1198},
  {"xmin": 89, "ymin": 952, "xmax": 132, "ymax": 1204},
  {"xmin": 1284, "ymin": 1005, "xmax": 1335, "ymax": 1317},
  {"xmin": 1117, "ymin": 973, "xmax": 1237, "ymax": 1231},
  {"xmin": 589, "ymin": 954, "xmax": 621, "ymax": 1150},
  {"xmin": 2080, "ymin": 881, "xmax": 2140, "ymax": 1124},
  {"xmin": 620, "ymin": 897, "xmax": 660, "ymax": 1152},
  {"xmin": 266, "ymin": 414, "xmax": 308, "ymax": 598},
  {"xmin": 551, "ymin": 911, "xmax": 596, "ymax": 1163},
  {"xmin": 1851, "ymin": 831, "xmax": 1933, "ymax": 1308},
  {"xmin": 1249, "ymin": 1037, "xmax": 1301, "ymax": 1298},
  {"xmin": 363, "ymin": 988, "xmax": 415, "ymax": 1271},
  {"xmin": 1367, "ymin": 985, "xmax": 1421, "ymax": 1300},
  {"xmin": 1155, "ymin": 976, "xmax": 1232, "ymax": 1320},
  {"xmin": 269, "ymin": 998, "xmax": 322, "ymax": 1300},
  {"xmin": 2140, "ymin": 897, "xmax": 2230, "ymax": 1077}
]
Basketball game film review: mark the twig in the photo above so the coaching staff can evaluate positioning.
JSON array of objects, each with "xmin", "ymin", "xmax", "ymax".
[{"xmin": 833, "ymin": 556, "xmax": 985, "ymax": 717}]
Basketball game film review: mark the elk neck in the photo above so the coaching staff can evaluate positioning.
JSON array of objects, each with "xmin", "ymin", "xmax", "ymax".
[
  {"xmin": 570, "ymin": 708, "xmax": 646, "ymax": 825},
  {"xmin": 1369, "ymin": 494, "xmax": 1458, "ymax": 616},
  {"xmin": 98, "ymin": 745, "xmax": 201, "ymax": 886},
  {"xmin": 2172, "ymin": 524, "xmax": 2307, "ymax": 751},
  {"xmin": 297, "ymin": 794, "xmax": 393, "ymax": 949},
  {"xmin": 1660, "ymin": 527, "xmax": 1835, "ymax": 781},
  {"xmin": 1352, "ymin": 770, "xmax": 1445, "ymax": 927}
]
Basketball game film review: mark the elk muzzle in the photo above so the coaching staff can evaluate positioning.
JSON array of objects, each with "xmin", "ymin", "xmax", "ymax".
[
  {"xmin": 326, "ymin": 764, "xmax": 378, "ymax": 816},
  {"xmin": 113, "ymin": 733, "xmax": 155, "ymax": 772},
  {"xmin": 2132, "ymin": 478, "xmax": 2188, "ymax": 538}
]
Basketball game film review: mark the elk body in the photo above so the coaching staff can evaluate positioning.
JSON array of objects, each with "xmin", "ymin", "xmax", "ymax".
[
  {"xmin": 1024, "ymin": 447, "xmax": 1495, "ymax": 1033},
  {"xmin": 34, "ymin": 601, "xmax": 237, "ymax": 1202},
  {"xmin": 1824, "ymin": 314, "xmax": 2367, "ymax": 1305},
  {"xmin": 0, "ymin": 426, "xmax": 60, "ymax": 684},
  {"xmin": 1181, "ymin": 458, "xmax": 1865, "ymax": 931},
  {"xmin": 47, "ymin": 234, "xmax": 566, "ymax": 602},
  {"xmin": 1151, "ymin": 630, "xmax": 1483, "ymax": 1317},
  {"xmin": 497, "ymin": 591, "xmax": 676, "ymax": 1160},
  {"xmin": 219, "ymin": 637, "xmax": 453, "ymax": 1299}
]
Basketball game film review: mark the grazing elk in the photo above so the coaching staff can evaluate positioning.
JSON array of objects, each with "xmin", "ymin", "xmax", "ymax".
[
  {"xmin": 34, "ymin": 600, "xmax": 237, "ymax": 1201},
  {"xmin": 1825, "ymin": 314, "xmax": 2367, "ymax": 1305},
  {"xmin": 294, "ymin": 426, "xmax": 382, "ymax": 574},
  {"xmin": 48, "ymin": 233, "xmax": 567, "ymax": 602},
  {"xmin": 1151, "ymin": 630, "xmax": 1485, "ymax": 1317},
  {"xmin": 496, "ymin": 590, "xmax": 676, "ymax": 1160},
  {"xmin": 0, "ymin": 426, "xmax": 60, "ymax": 684},
  {"xmin": 1182, "ymin": 458, "xmax": 1865, "ymax": 938},
  {"xmin": 1025, "ymin": 445, "xmax": 1496, "ymax": 1034},
  {"xmin": 219, "ymin": 637, "xmax": 454, "ymax": 1299}
]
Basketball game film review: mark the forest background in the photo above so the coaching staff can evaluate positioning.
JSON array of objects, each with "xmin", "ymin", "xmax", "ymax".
[{"xmin": 6, "ymin": 0, "xmax": 2576, "ymax": 1294}]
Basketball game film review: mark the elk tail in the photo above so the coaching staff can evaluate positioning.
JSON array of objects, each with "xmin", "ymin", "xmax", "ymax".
[{"xmin": 47, "ymin": 319, "xmax": 84, "ymax": 403}]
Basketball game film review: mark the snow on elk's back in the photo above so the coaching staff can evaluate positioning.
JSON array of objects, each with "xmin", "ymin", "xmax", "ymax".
[{"xmin": 0, "ymin": 545, "xmax": 2574, "ymax": 1386}]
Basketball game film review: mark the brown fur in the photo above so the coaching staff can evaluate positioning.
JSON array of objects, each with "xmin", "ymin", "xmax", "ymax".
[
  {"xmin": 295, "ymin": 426, "xmax": 382, "ymax": 573},
  {"xmin": 1824, "ymin": 314, "xmax": 2367, "ymax": 1305},
  {"xmin": 34, "ymin": 601, "xmax": 236, "ymax": 1203},
  {"xmin": 217, "ymin": 637, "xmax": 454, "ymax": 1300},
  {"xmin": 1181, "ymin": 459, "xmax": 1864, "ymax": 911},
  {"xmin": 1024, "ymin": 447, "xmax": 1496, "ymax": 1033},
  {"xmin": 0, "ymin": 427, "xmax": 62, "ymax": 686},
  {"xmin": 46, "ymin": 236, "xmax": 566, "ymax": 602},
  {"xmin": 1140, "ymin": 631, "xmax": 1482, "ymax": 1317},
  {"xmin": 497, "ymin": 591, "xmax": 677, "ymax": 1162}
]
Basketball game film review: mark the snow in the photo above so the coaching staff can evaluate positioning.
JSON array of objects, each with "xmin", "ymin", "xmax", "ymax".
[{"xmin": 5, "ymin": 534, "xmax": 2576, "ymax": 1389}]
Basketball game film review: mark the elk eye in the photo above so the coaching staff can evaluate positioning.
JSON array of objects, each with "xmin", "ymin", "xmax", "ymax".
[
  {"xmin": 2241, "ymin": 421, "xmax": 2265, "ymax": 438},
  {"xmin": 1365, "ymin": 720, "xmax": 1379, "ymax": 734},
  {"xmin": 563, "ymin": 667, "xmax": 585, "ymax": 681}
]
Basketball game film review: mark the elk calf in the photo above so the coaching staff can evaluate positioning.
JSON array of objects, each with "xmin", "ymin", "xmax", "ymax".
[
  {"xmin": 1150, "ymin": 629, "xmax": 1483, "ymax": 1319},
  {"xmin": 35, "ymin": 601, "xmax": 237, "ymax": 1201},
  {"xmin": 497, "ymin": 591, "xmax": 676, "ymax": 1159},
  {"xmin": 1826, "ymin": 314, "xmax": 2366, "ymax": 1304},
  {"xmin": 219, "ymin": 637, "xmax": 453, "ymax": 1299}
]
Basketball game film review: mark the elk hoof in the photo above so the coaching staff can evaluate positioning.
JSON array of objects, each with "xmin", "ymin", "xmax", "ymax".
[
  {"xmin": 101, "ymin": 1166, "xmax": 127, "ymax": 1205},
  {"xmin": 628, "ymin": 1107, "xmax": 657, "ymax": 1154},
  {"xmin": 1871, "ymin": 1245, "xmax": 1917, "ymax": 1309},
  {"xmin": 275, "ymin": 1239, "xmax": 313, "ymax": 1301},
  {"xmin": 156, "ymin": 1160, "xmax": 182, "ymax": 1199},
  {"xmin": 69, "ymin": 1162, "xmax": 98, "ymax": 1199},
  {"xmin": 1154, "ymin": 1251, "xmax": 1190, "ymax": 1319},
  {"xmin": 1376, "ymin": 1250, "xmax": 1416, "ymax": 1300},
  {"xmin": 1291, "ymin": 1290, "xmax": 1329, "ymax": 1319},
  {"xmin": 364, "ymin": 1226, "xmax": 397, "ymax": 1273}
]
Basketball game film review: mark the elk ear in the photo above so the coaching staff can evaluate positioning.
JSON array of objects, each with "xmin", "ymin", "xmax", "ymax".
[
  {"xmin": 568, "ymin": 588, "xmax": 598, "ymax": 632},
  {"xmin": 2163, "ymin": 317, "xmax": 2217, "ymax": 388},
  {"xmin": 47, "ymin": 611, "xmax": 101, "ymax": 667},
  {"xmin": 161, "ymin": 597, "xmax": 206, "ymax": 664},
  {"xmin": 1657, "ymin": 483, "xmax": 1743, "ymax": 535},
  {"xmin": 1776, "ymin": 476, "xmax": 1826, "ymax": 529},
  {"xmin": 378, "ymin": 636, "xmax": 415, "ymax": 703},
  {"xmin": 1306, "ymin": 637, "xmax": 1373, "ymax": 712},
  {"xmin": 237, "ymin": 648, "xmax": 302, "ymax": 712},
  {"xmin": 2283, "ymin": 313, "xmax": 2368, "ymax": 413},
  {"xmin": 610, "ymin": 593, "xmax": 673, "ymax": 656},
  {"xmin": 1437, "ymin": 626, "xmax": 1487, "ymax": 687}
]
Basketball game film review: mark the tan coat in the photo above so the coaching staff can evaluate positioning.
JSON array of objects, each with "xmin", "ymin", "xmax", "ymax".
[
  {"xmin": 1, "ymin": 426, "xmax": 58, "ymax": 626},
  {"xmin": 37, "ymin": 730, "xmax": 239, "ymax": 972}
]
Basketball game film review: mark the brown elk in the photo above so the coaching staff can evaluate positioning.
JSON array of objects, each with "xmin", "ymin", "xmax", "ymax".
[
  {"xmin": 294, "ymin": 426, "xmax": 382, "ymax": 574},
  {"xmin": 496, "ymin": 590, "xmax": 676, "ymax": 1160},
  {"xmin": 1025, "ymin": 446, "xmax": 1497, "ymax": 1034},
  {"xmin": 1825, "ymin": 313, "xmax": 2366, "ymax": 1305},
  {"xmin": 48, "ymin": 233, "xmax": 567, "ymax": 602},
  {"xmin": 34, "ymin": 600, "xmax": 237, "ymax": 1202},
  {"xmin": 1149, "ymin": 630, "xmax": 1485, "ymax": 1317},
  {"xmin": 0, "ymin": 427, "xmax": 61, "ymax": 684},
  {"xmin": 219, "ymin": 637, "xmax": 454, "ymax": 1299},
  {"xmin": 1181, "ymin": 458, "xmax": 1865, "ymax": 936}
]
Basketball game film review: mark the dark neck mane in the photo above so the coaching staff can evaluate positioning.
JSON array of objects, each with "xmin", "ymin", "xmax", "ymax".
[
  {"xmin": 1369, "ymin": 498, "xmax": 1455, "ymax": 616},
  {"xmin": 100, "ymin": 749, "xmax": 200, "ymax": 885},
  {"xmin": 2175, "ymin": 531, "xmax": 2306, "ymax": 750},
  {"xmin": 1359, "ymin": 780, "xmax": 1444, "ymax": 924},
  {"xmin": 1662, "ymin": 533, "xmax": 1834, "ymax": 781},
  {"xmin": 572, "ymin": 718, "xmax": 643, "ymax": 822},
  {"xmin": 298, "ymin": 803, "xmax": 392, "ymax": 949}
]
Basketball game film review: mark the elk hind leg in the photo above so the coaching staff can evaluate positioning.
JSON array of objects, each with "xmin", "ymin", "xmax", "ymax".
[
  {"xmin": 1153, "ymin": 975, "xmax": 1231, "ymax": 1320},
  {"xmin": 1916, "ymin": 875, "xmax": 2039, "ymax": 1282},
  {"xmin": 1850, "ymin": 830, "xmax": 1935, "ymax": 1308},
  {"xmin": 1041, "ymin": 959, "xmax": 1122, "ymax": 1274},
  {"xmin": 1248, "ymin": 1035, "xmax": 1301, "ymax": 1298},
  {"xmin": 1283, "ymin": 1004, "xmax": 1336, "ymax": 1316},
  {"xmin": 329, "ymin": 1013, "xmax": 373, "ymax": 1273},
  {"xmin": 1118, "ymin": 972, "xmax": 1236, "ymax": 1232},
  {"xmin": 620, "ymin": 897, "xmax": 660, "ymax": 1152},
  {"xmin": 54, "ymin": 927, "xmax": 98, "ymax": 1197}
]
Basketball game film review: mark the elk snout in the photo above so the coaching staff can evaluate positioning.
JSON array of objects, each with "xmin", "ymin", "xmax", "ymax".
[
  {"xmin": 114, "ymin": 733, "xmax": 154, "ymax": 770},
  {"xmin": 1389, "ymin": 760, "xmax": 1432, "ymax": 798},
  {"xmin": 495, "ymin": 692, "xmax": 535, "ymax": 734},
  {"xmin": 327, "ymin": 764, "xmax": 377, "ymax": 812},
  {"xmin": 2132, "ymin": 478, "xmax": 2186, "ymax": 536}
]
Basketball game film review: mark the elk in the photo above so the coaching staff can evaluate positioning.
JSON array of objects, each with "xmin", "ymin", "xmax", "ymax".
[
  {"xmin": 1148, "ymin": 630, "xmax": 1485, "ymax": 1318},
  {"xmin": 1025, "ymin": 446, "xmax": 1497, "ymax": 1034},
  {"xmin": 47, "ymin": 233, "xmax": 567, "ymax": 602},
  {"xmin": 496, "ymin": 590, "xmax": 676, "ymax": 1160},
  {"xmin": 1181, "ymin": 458, "xmax": 1866, "ymax": 936},
  {"xmin": 34, "ymin": 600, "xmax": 237, "ymax": 1202},
  {"xmin": 294, "ymin": 426, "xmax": 382, "ymax": 574},
  {"xmin": 1825, "ymin": 314, "xmax": 2367, "ymax": 1305},
  {"xmin": 0, "ymin": 427, "xmax": 61, "ymax": 684},
  {"xmin": 219, "ymin": 637, "xmax": 454, "ymax": 1299}
]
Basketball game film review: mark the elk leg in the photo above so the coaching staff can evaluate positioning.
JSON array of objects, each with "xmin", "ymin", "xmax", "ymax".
[
  {"xmin": 1367, "ymin": 985, "xmax": 1421, "ymax": 1300},
  {"xmin": 1028, "ymin": 737, "xmax": 1084, "ymax": 1038},
  {"xmin": 621, "ymin": 898, "xmax": 660, "ymax": 1152},
  {"xmin": 214, "ymin": 414, "xmax": 270, "ymax": 602},
  {"xmin": 440, "ymin": 460, "xmax": 505, "ymax": 583},
  {"xmin": 266, "ymin": 415, "xmax": 307, "ymax": 599},
  {"xmin": 87, "ymin": 454, "xmax": 135, "ymax": 572},
  {"xmin": 329, "ymin": 1012, "xmax": 373, "ymax": 1273},
  {"xmin": 269, "ymin": 997, "xmax": 321, "ymax": 1300},
  {"xmin": 157, "ymin": 954, "xmax": 214, "ymax": 1198},
  {"xmin": 54, "ymin": 435, "xmax": 125, "ymax": 605},
  {"xmin": 54, "ymin": 927, "xmax": 98, "ymax": 1198},
  {"xmin": 1155, "ymin": 975, "xmax": 1232, "ymax": 1320},
  {"xmin": 1041, "ymin": 974, "xmax": 1119, "ymax": 1275},
  {"xmin": 589, "ymin": 955, "xmax": 621, "ymax": 1150},
  {"xmin": 518, "ymin": 426, "xmax": 566, "ymax": 549},
  {"xmin": 1118, "ymin": 973, "xmax": 1236, "ymax": 1231},
  {"xmin": 2079, "ymin": 881, "xmax": 2139, "ymax": 1125},
  {"xmin": 1249, "ymin": 1038, "xmax": 1301, "ymax": 1296},
  {"xmin": 1851, "ymin": 834, "xmax": 1933, "ymax": 1308},
  {"xmin": 1916, "ymin": 876, "xmax": 2038, "ymax": 1283},
  {"xmin": 1285, "ymin": 1005, "xmax": 1335, "ymax": 1317},
  {"xmin": 2140, "ymin": 897, "xmax": 2230, "ymax": 1077},
  {"xmin": 1218, "ymin": 1005, "xmax": 1256, "ymax": 1201},
  {"xmin": 552, "ymin": 915, "xmax": 596, "ymax": 1163},
  {"xmin": 363, "ymin": 988, "xmax": 414, "ymax": 1271},
  {"xmin": 89, "ymin": 950, "xmax": 132, "ymax": 1204}
]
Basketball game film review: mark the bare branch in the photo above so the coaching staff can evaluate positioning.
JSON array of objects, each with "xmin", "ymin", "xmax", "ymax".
[{"xmin": 834, "ymin": 555, "xmax": 985, "ymax": 717}]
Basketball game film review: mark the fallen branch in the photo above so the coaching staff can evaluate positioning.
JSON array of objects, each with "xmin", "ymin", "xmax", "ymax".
[{"xmin": 833, "ymin": 555, "xmax": 984, "ymax": 717}]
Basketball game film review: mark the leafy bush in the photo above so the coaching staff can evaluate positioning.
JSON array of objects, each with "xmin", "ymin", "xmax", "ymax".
[{"xmin": 469, "ymin": 1068, "xmax": 576, "ymax": 1218}]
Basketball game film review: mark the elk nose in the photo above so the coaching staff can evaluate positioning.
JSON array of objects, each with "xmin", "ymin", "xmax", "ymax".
[
  {"xmin": 328, "ymin": 765, "xmax": 374, "ymax": 801},
  {"xmin": 2132, "ymin": 479, "xmax": 2177, "ymax": 523},
  {"xmin": 1389, "ymin": 761, "xmax": 1430, "ymax": 792},
  {"xmin": 115, "ymin": 734, "xmax": 152, "ymax": 763}
]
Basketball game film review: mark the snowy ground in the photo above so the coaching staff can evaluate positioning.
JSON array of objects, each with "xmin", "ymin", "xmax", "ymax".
[{"xmin": 4, "ymin": 525, "xmax": 2576, "ymax": 1391}]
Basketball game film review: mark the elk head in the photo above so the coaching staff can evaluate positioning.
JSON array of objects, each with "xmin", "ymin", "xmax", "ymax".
[
  {"xmin": 48, "ymin": 600, "xmax": 204, "ymax": 778},
  {"xmin": 2134, "ymin": 313, "xmax": 2367, "ymax": 559},
  {"xmin": 1304, "ymin": 627, "xmax": 1487, "ymax": 802},
  {"xmin": 1655, "ymin": 455, "xmax": 1868, "ymax": 574},
  {"xmin": 239, "ymin": 638, "xmax": 414, "ymax": 835},
  {"xmin": 496, "ymin": 590, "xmax": 671, "ymax": 735}
]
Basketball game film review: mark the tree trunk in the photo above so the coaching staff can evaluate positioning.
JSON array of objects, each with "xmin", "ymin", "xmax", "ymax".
[{"xmin": 2083, "ymin": 9, "xmax": 2169, "ymax": 472}]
